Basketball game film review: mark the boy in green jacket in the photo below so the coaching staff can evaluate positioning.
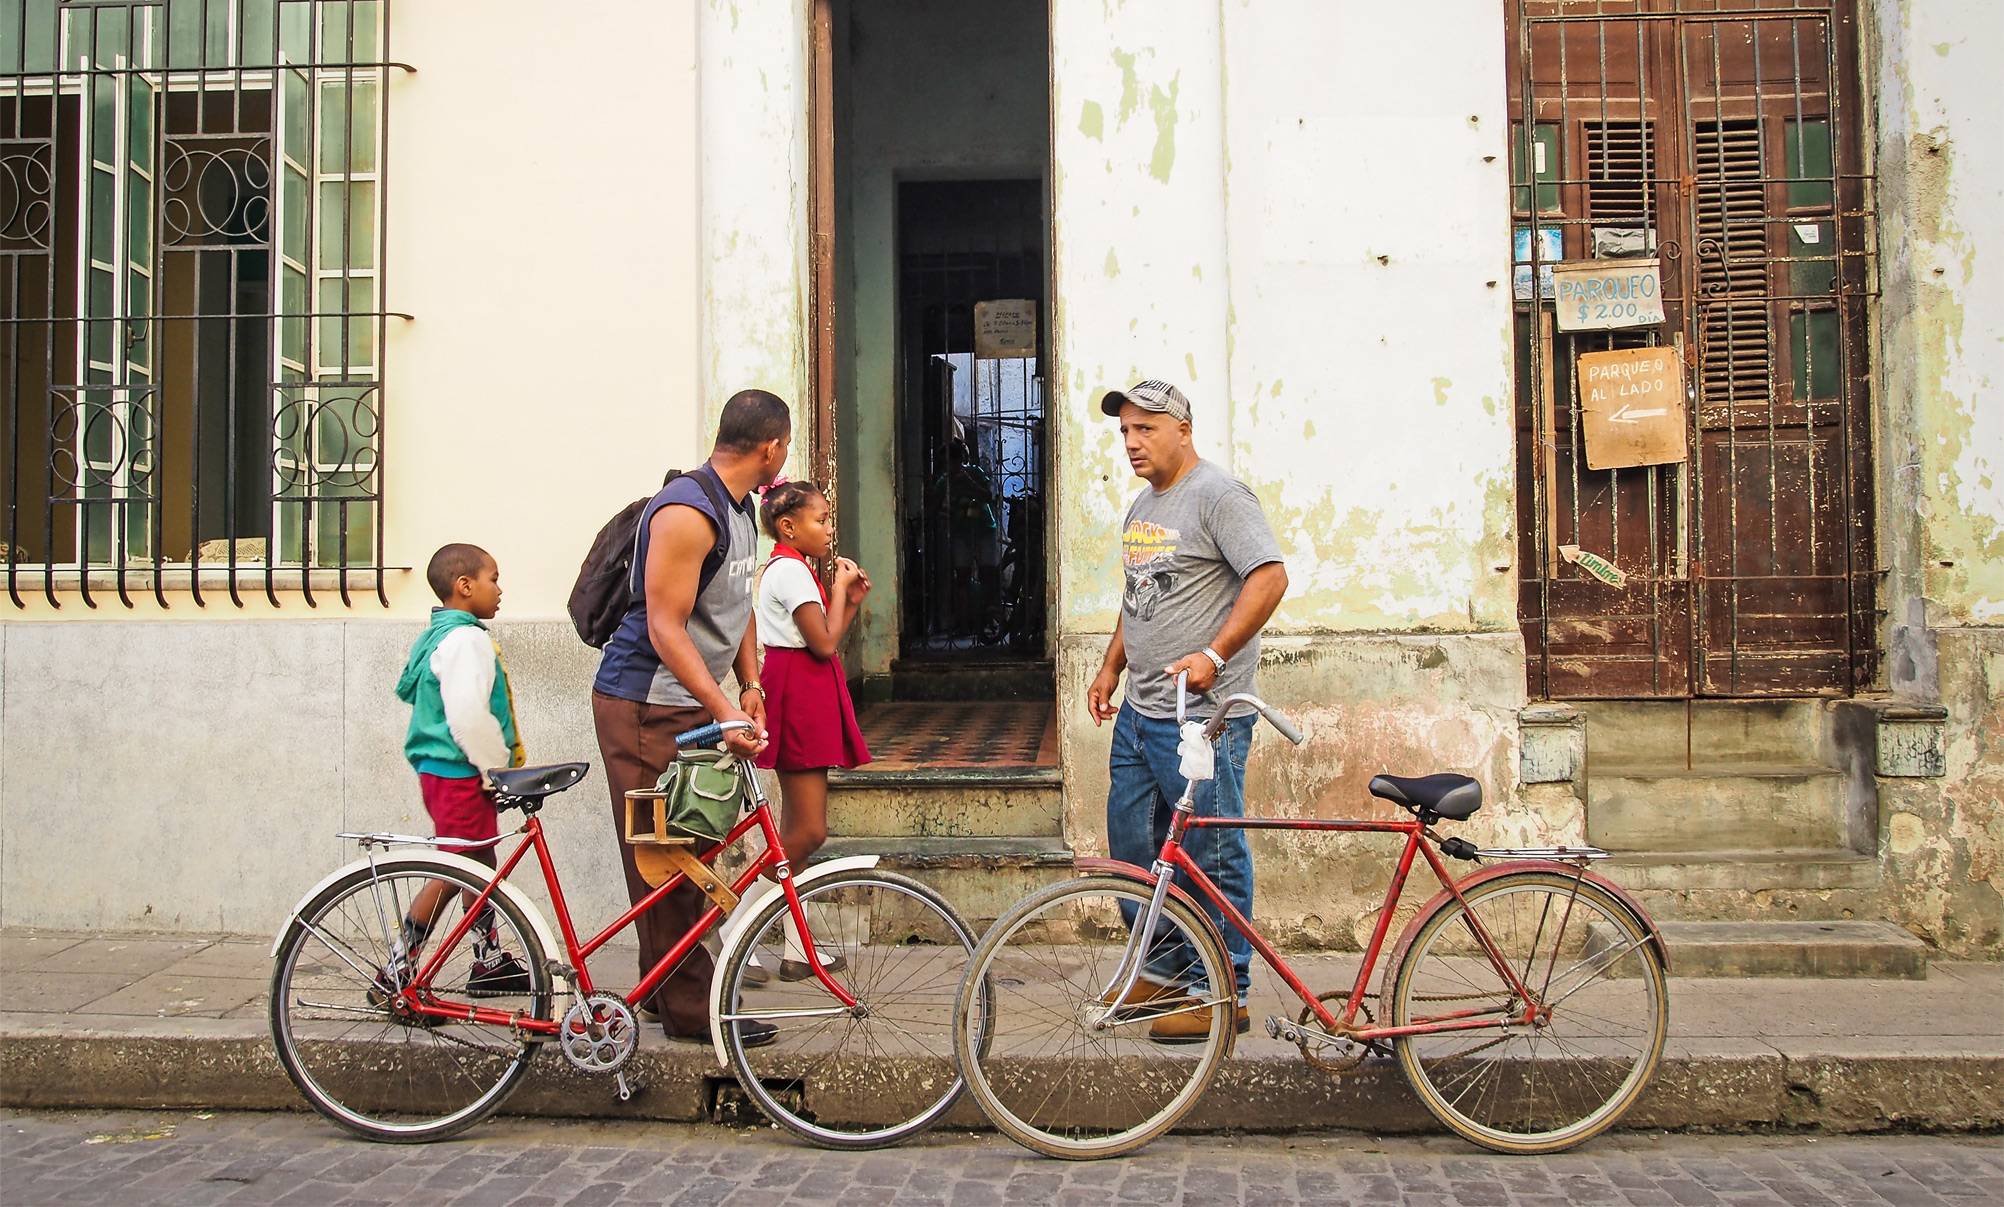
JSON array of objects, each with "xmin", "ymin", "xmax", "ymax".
[{"xmin": 381, "ymin": 543, "xmax": 531, "ymax": 1001}]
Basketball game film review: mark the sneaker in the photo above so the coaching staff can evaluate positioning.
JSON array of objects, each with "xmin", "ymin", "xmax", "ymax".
[
  {"xmin": 664, "ymin": 1020, "xmax": 778, "ymax": 1049},
  {"xmin": 1149, "ymin": 1002, "xmax": 1251, "ymax": 1045},
  {"xmin": 467, "ymin": 952, "xmax": 534, "ymax": 996},
  {"xmin": 778, "ymin": 951, "xmax": 848, "ymax": 981}
]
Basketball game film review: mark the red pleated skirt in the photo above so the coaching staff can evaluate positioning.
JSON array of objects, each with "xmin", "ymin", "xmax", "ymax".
[{"xmin": 755, "ymin": 646, "xmax": 872, "ymax": 772}]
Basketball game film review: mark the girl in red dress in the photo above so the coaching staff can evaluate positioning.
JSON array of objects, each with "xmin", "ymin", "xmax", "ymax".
[{"xmin": 754, "ymin": 483, "xmax": 872, "ymax": 966}]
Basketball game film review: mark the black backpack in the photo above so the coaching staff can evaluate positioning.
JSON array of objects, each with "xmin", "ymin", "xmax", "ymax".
[{"xmin": 568, "ymin": 467, "xmax": 736, "ymax": 648}]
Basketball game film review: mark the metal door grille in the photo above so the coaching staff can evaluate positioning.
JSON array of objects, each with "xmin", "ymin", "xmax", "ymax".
[
  {"xmin": 896, "ymin": 179, "xmax": 1046, "ymax": 660},
  {"xmin": 2, "ymin": 0, "xmax": 405, "ymax": 608},
  {"xmin": 1511, "ymin": 0, "xmax": 1876, "ymax": 698}
]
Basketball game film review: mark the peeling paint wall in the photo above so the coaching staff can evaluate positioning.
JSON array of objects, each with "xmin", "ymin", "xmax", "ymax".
[
  {"xmin": 1870, "ymin": 0, "xmax": 2004, "ymax": 954},
  {"xmin": 1052, "ymin": 0, "xmax": 1518, "ymax": 637},
  {"xmin": 699, "ymin": 0, "xmax": 812, "ymax": 448}
]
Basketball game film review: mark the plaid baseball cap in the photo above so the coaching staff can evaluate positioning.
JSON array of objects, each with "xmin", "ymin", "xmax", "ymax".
[{"xmin": 1100, "ymin": 379, "xmax": 1193, "ymax": 422}]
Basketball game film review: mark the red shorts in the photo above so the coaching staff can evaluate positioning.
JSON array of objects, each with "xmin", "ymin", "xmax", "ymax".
[{"xmin": 419, "ymin": 773, "xmax": 500, "ymax": 842}]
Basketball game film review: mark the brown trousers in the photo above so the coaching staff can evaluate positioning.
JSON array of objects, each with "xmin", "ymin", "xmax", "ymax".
[{"xmin": 591, "ymin": 690, "xmax": 718, "ymax": 1036}]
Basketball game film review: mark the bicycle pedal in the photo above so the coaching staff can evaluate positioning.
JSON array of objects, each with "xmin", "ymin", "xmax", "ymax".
[{"xmin": 1265, "ymin": 1015, "xmax": 1300, "ymax": 1043}]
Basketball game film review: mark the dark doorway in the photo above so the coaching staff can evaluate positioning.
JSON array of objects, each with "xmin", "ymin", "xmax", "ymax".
[{"xmin": 896, "ymin": 179, "xmax": 1046, "ymax": 661}]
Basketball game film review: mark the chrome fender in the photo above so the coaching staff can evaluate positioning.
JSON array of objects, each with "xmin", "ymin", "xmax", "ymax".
[
  {"xmin": 705, "ymin": 854, "xmax": 882, "ymax": 1067},
  {"xmin": 270, "ymin": 850, "xmax": 570, "ymax": 1017}
]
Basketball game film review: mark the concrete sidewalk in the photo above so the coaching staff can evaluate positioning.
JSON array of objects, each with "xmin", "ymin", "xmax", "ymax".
[{"xmin": 2, "ymin": 928, "xmax": 1999, "ymax": 1135}]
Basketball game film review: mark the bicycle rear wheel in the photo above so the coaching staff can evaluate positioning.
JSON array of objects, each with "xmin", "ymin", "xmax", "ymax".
[
  {"xmin": 269, "ymin": 860, "xmax": 551, "ymax": 1143},
  {"xmin": 720, "ymin": 869, "xmax": 981, "ymax": 1149},
  {"xmin": 953, "ymin": 876, "xmax": 1234, "ymax": 1160},
  {"xmin": 1390, "ymin": 869, "xmax": 1667, "ymax": 1153}
]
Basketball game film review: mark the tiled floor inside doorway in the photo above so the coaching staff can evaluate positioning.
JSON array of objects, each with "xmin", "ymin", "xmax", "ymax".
[{"xmin": 852, "ymin": 702, "xmax": 1056, "ymax": 773}]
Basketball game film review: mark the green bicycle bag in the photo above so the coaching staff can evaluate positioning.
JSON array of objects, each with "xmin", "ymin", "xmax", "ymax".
[{"xmin": 653, "ymin": 748, "xmax": 748, "ymax": 842}]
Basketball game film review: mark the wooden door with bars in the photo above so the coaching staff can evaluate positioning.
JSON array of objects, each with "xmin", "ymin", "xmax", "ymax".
[{"xmin": 1510, "ymin": 0, "xmax": 1875, "ymax": 699}]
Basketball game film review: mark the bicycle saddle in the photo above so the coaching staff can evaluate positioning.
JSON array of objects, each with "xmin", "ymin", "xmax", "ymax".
[
  {"xmin": 489, "ymin": 762, "xmax": 590, "ymax": 802},
  {"xmin": 1368, "ymin": 772, "xmax": 1482, "ymax": 820}
]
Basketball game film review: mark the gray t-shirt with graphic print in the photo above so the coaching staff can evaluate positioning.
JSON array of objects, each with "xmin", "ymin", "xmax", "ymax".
[{"xmin": 1119, "ymin": 458, "xmax": 1283, "ymax": 719}]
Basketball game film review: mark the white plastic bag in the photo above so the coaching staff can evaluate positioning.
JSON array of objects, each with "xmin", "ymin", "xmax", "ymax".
[{"xmin": 1177, "ymin": 722, "xmax": 1216, "ymax": 783}]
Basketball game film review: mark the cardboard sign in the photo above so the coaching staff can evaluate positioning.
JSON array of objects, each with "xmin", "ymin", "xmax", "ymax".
[
  {"xmin": 1559, "ymin": 545, "xmax": 1628, "ymax": 587},
  {"xmin": 1553, "ymin": 257, "xmax": 1666, "ymax": 331},
  {"xmin": 974, "ymin": 299, "xmax": 1037, "ymax": 360},
  {"xmin": 1577, "ymin": 344, "xmax": 1687, "ymax": 470}
]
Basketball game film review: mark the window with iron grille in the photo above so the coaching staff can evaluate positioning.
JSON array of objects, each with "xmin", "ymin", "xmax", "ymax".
[{"xmin": 1, "ymin": 0, "xmax": 400, "ymax": 607}]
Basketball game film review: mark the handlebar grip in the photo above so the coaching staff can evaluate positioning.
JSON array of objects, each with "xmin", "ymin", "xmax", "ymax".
[
  {"xmin": 674, "ymin": 722, "xmax": 725, "ymax": 749},
  {"xmin": 1261, "ymin": 705, "xmax": 1306, "ymax": 746}
]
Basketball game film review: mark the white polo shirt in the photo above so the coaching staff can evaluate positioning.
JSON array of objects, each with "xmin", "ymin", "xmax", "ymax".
[{"xmin": 756, "ymin": 558, "xmax": 823, "ymax": 650}]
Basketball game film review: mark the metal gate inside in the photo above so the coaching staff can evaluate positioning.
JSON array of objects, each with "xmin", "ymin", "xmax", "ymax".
[{"xmin": 1511, "ymin": 0, "xmax": 1876, "ymax": 699}]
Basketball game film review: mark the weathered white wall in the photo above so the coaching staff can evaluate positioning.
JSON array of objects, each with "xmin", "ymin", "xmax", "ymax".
[
  {"xmin": 700, "ymin": 0, "xmax": 812, "ymax": 446},
  {"xmin": 836, "ymin": 0, "xmax": 1049, "ymax": 676},
  {"xmin": 1868, "ymin": 0, "xmax": 2004, "ymax": 953},
  {"xmin": 1874, "ymin": 0, "xmax": 2004, "ymax": 631},
  {"xmin": 1050, "ymin": 0, "xmax": 1518, "ymax": 636}
]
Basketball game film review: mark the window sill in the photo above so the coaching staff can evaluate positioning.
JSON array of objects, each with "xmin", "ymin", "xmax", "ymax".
[{"xmin": 7, "ymin": 566, "xmax": 410, "ymax": 597}]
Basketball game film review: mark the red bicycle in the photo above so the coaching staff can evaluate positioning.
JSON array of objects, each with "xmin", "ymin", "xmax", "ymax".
[
  {"xmin": 270, "ymin": 719, "xmax": 982, "ymax": 1147},
  {"xmin": 953, "ymin": 678, "xmax": 1669, "ymax": 1158}
]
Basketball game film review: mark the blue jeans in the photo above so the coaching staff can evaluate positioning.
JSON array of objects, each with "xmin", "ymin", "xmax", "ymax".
[{"xmin": 1106, "ymin": 703, "xmax": 1255, "ymax": 1002}]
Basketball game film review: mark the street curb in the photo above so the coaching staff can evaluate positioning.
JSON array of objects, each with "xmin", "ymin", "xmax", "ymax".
[{"xmin": 2, "ymin": 1021, "xmax": 1999, "ymax": 1135}]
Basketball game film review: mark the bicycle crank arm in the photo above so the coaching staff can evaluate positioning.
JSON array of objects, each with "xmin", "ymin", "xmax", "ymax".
[{"xmin": 1267, "ymin": 1015, "xmax": 1392, "ymax": 1058}]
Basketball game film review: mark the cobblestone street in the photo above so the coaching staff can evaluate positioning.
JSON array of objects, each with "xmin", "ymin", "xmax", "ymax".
[{"xmin": 2, "ymin": 1109, "xmax": 1999, "ymax": 1206}]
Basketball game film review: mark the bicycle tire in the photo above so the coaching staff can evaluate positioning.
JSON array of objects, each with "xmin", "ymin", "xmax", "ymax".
[
  {"xmin": 720, "ymin": 868, "xmax": 983, "ymax": 1149},
  {"xmin": 269, "ymin": 860, "xmax": 551, "ymax": 1143},
  {"xmin": 953, "ymin": 875, "xmax": 1234, "ymax": 1160},
  {"xmin": 1390, "ymin": 869, "xmax": 1667, "ymax": 1153}
]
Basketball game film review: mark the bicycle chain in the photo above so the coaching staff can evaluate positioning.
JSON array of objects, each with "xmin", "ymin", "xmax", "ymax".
[{"xmin": 1295, "ymin": 987, "xmax": 1516, "ymax": 1076}]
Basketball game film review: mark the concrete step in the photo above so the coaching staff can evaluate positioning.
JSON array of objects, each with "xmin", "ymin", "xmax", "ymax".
[
  {"xmin": 1592, "ymin": 919, "xmax": 1931, "ymax": 979},
  {"xmin": 1605, "ymin": 847, "xmax": 1879, "ymax": 892},
  {"xmin": 1582, "ymin": 699, "xmax": 1825, "ymax": 766},
  {"xmin": 1587, "ymin": 763, "xmax": 1848, "ymax": 851},
  {"xmin": 826, "ymin": 767, "xmax": 1061, "ymax": 838},
  {"xmin": 813, "ymin": 835, "xmax": 1074, "ymax": 929}
]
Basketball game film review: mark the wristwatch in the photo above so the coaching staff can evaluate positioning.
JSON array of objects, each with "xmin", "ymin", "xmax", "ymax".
[
  {"xmin": 740, "ymin": 681, "xmax": 765, "ymax": 698},
  {"xmin": 1201, "ymin": 647, "xmax": 1227, "ymax": 673}
]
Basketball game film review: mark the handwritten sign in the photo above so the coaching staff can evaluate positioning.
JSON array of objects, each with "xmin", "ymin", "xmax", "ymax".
[
  {"xmin": 1558, "ymin": 545, "xmax": 1628, "ymax": 588},
  {"xmin": 1577, "ymin": 344, "xmax": 1687, "ymax": 470},
  {"xmin": 1553, "ymin": 257, "xmax": 1666, "ymax": 332},
  {"xmin": 974, "ymin": 299, "xmax": 1037, "ymax": 360}
]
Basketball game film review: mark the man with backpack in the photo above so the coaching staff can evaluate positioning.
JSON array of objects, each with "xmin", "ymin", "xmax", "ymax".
[{"xmin": 588, "ymin": 389, "xmax": 791, "ymax": 1046}]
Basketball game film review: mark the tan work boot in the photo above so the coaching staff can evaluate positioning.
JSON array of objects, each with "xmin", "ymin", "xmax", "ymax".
[
  {"xmin": 1097, "ymin": 975, "xmax": 1189, "ymax": 1009},
  {"xmin": 1149, "ymin": 1001, "xmax": 1250, "ymax": 1044}
]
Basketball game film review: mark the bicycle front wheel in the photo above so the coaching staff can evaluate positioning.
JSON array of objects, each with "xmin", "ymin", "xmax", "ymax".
[
  {"xmin": 953, "ymin": 876, "xmax": 1234, "ymax": 1160},
  {"xmin": 720, "ymin": 868, "xmax": 981, "ymax": 1149},
  {"xmin": 1391, "ymin": 869, "xmax": 1668, "ymax": 1153},
  {"xmin": 269, "ymin": 860, "xmax": 552, "ymax": 1143}
]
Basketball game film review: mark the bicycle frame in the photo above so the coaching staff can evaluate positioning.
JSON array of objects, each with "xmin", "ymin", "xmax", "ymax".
[
  {"xmin": 1096, "ymin": 679, "xmax": 1580, "ymax": 1047},
  {"xmin": 387, "ymin": 767, "xmax": 855, "ymax": 1031},
  {"xmin": 1148, "ymin": 813, "xmax": 1551, "ymax": 1043}
]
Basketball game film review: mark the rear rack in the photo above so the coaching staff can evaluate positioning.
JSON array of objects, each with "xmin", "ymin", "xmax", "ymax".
[{"xmin": 1472, "ymin": 846, "xmax": 1610, "ymax": 861}]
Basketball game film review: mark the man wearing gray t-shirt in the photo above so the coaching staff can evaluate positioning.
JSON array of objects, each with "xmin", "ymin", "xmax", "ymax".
[{"xmin": 1087, "ymin": 379, "xmax": 1287, "ymax": 1043}]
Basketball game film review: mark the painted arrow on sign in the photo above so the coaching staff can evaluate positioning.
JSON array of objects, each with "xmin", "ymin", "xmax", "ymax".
[{"xmin": 1609, "ymin": 403, "xmax": 1669, "ymax": 424}]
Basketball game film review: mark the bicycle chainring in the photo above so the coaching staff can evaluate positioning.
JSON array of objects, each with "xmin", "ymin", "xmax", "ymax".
[
  {"xmin": 558, "ymin": 993, "xmax": 639, "ymax": 1075},
  {"xmin": 1298, "ymin": 990, "xmax": 1375, "ymax": 1075}
]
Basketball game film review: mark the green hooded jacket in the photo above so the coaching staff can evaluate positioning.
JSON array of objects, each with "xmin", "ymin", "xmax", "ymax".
[{"xmin": 396, "ymin": 608, "xmax": 523, "ymax": 779}]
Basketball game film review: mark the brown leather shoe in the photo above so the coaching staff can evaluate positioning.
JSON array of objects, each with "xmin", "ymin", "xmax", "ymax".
[
  {"xmin": 1097, "ymin": 975, "xmax": 1188, "ymax": 1009},
  {"xmin": 1149, "ymin": 1001, "xmax": 1250, "ymax": 1044}
]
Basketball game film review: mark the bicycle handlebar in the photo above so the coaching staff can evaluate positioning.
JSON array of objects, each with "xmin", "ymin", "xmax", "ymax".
[
  {"xmin": 674, "ymin": 718, "xmax": 755, "ymax": 749},
  {"xmin": 1175, "ymin": 674, "xmax": 1306, "ymax": 746}
]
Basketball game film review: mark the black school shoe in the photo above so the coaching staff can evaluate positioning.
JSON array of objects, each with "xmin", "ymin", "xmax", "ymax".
[{"xmin": 467, "ymin": 952, "xmax": 534, "ymax": 996}]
